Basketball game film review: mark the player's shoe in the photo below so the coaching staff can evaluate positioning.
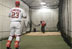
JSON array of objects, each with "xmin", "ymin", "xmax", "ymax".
[
  {"xmin": 6, "ymin": 47, "xmax": 11, "ymax": 49},
  {"xmin": 14, "ymin": 41, "xmax": 19, "ymax": 49},
  {"xmin": 16, "ymin": 48, "xmax": 19, "ymax": 49}
]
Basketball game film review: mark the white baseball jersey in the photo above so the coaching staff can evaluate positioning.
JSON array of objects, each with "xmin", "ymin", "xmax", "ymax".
[
  {"xmin": 9, "ymin": 7, "xmax": 26, "ymax": 36},
  {"xmin": 9, "ymin": 7, "xmax": 26, "ymax": 22}
]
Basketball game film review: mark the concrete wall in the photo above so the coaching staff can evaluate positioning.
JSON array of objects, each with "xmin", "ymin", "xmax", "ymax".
[
  {"xmin": 0, "ymin": 0, "xmax": 29, "ymax": 39},
  {"xmin": 30, "ymin": 8, "xmax": 59, "ymax": 31},
  {"xmin": 71, "ymin": 0, "xmax": 72, "ymax": 38}
]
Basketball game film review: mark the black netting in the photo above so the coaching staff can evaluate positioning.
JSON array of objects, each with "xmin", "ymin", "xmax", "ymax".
[{"xmin": 58, "ymin": 0, "xmax": 71, "ymax": 47}]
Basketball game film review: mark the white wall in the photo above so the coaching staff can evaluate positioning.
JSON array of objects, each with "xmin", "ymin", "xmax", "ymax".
[
  {"xmin": 30, "ymin": 8, "xmax": 59, "ymax": 31},
  {"xmin": 71, "ymin": 0, "xmax": 72, "ymax": 38},
  {"xmin": 0, "ymin": 0, "xmax": 29, "ymax": 39}
]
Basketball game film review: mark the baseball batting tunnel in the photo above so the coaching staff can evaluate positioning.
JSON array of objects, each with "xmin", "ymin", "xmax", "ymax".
[
  {"xmin": 29, "ymin": 0, "xmax": 72, "ymax": 47},
  {"xmin": 0, "ymin": 0, "xmax": 71, "ymax": 48}
]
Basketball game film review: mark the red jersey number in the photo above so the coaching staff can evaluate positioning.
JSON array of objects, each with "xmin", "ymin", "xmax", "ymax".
[{"xmin": 12, "ymin": 12, "xmax": 19, "ymax": 18}]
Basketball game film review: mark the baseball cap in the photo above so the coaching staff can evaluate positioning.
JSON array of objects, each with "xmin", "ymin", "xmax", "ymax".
[{"xmin": 15, "ymin": 1, "xmax": 20, "ymax": 5}]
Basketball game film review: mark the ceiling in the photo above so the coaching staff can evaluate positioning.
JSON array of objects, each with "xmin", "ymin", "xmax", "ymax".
[{"xmin": 21, "ymin": 0, "xmax": 59, "ymax": 9}]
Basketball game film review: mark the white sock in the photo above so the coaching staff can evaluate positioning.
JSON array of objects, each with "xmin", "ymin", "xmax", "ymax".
[
  {"xmin": 16, "ymin": 36, "xmax": 20, "ymax": 41},
  {"xmin": 8, "ymin": 36, "xmax": 13, "ymax": 41}
]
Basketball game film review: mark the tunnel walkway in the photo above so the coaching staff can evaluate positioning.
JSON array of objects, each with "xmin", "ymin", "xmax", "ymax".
[{"xmin": 0, "ymin": 32, "xmax": 70, "ymax": 49}]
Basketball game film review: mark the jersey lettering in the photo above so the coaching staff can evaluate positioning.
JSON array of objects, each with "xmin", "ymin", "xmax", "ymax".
[
  {"xmin": 11, "ymin": 9, "xmax": 21, "ymax": 18},
  {"xmin": 11, "ymin": 12, "xmax": 19, "ymax": 18}
]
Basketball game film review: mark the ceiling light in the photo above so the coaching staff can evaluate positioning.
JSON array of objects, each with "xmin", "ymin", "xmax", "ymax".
[
  {"xmin": 40, "ymin": 2, "xmax": 46, "ymax": 5},
  {"xmin": 38, "ymin": 8, "xmax": 51, "ymax": 13}
]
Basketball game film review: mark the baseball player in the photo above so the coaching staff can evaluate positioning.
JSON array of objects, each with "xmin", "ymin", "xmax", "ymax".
[
  {"xmin": 40, "ymin": 20, "xmax": 46, "ymax": 33},
  {"xmin": 6, "ymin": 1, "xmax": 27, "ymax": 49}
]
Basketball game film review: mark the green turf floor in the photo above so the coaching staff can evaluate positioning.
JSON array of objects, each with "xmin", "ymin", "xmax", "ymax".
[{"xmin": 0, "ymin": 35, "xmax": 70, "ymax": 49}]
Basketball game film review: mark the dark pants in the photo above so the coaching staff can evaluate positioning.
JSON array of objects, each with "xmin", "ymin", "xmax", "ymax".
[{"xmin": 41, "ymin": 26, "xmax": 45, "ymax": 33}]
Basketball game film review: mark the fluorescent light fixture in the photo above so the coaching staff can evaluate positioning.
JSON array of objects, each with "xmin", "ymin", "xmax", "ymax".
[
  {"xmin": 38, "ymin": 8, "xmax": 51, "ymax": 13},
  {"xmin": 40, "ymin": 2, "xmax": 46, "ymax": 5}
]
